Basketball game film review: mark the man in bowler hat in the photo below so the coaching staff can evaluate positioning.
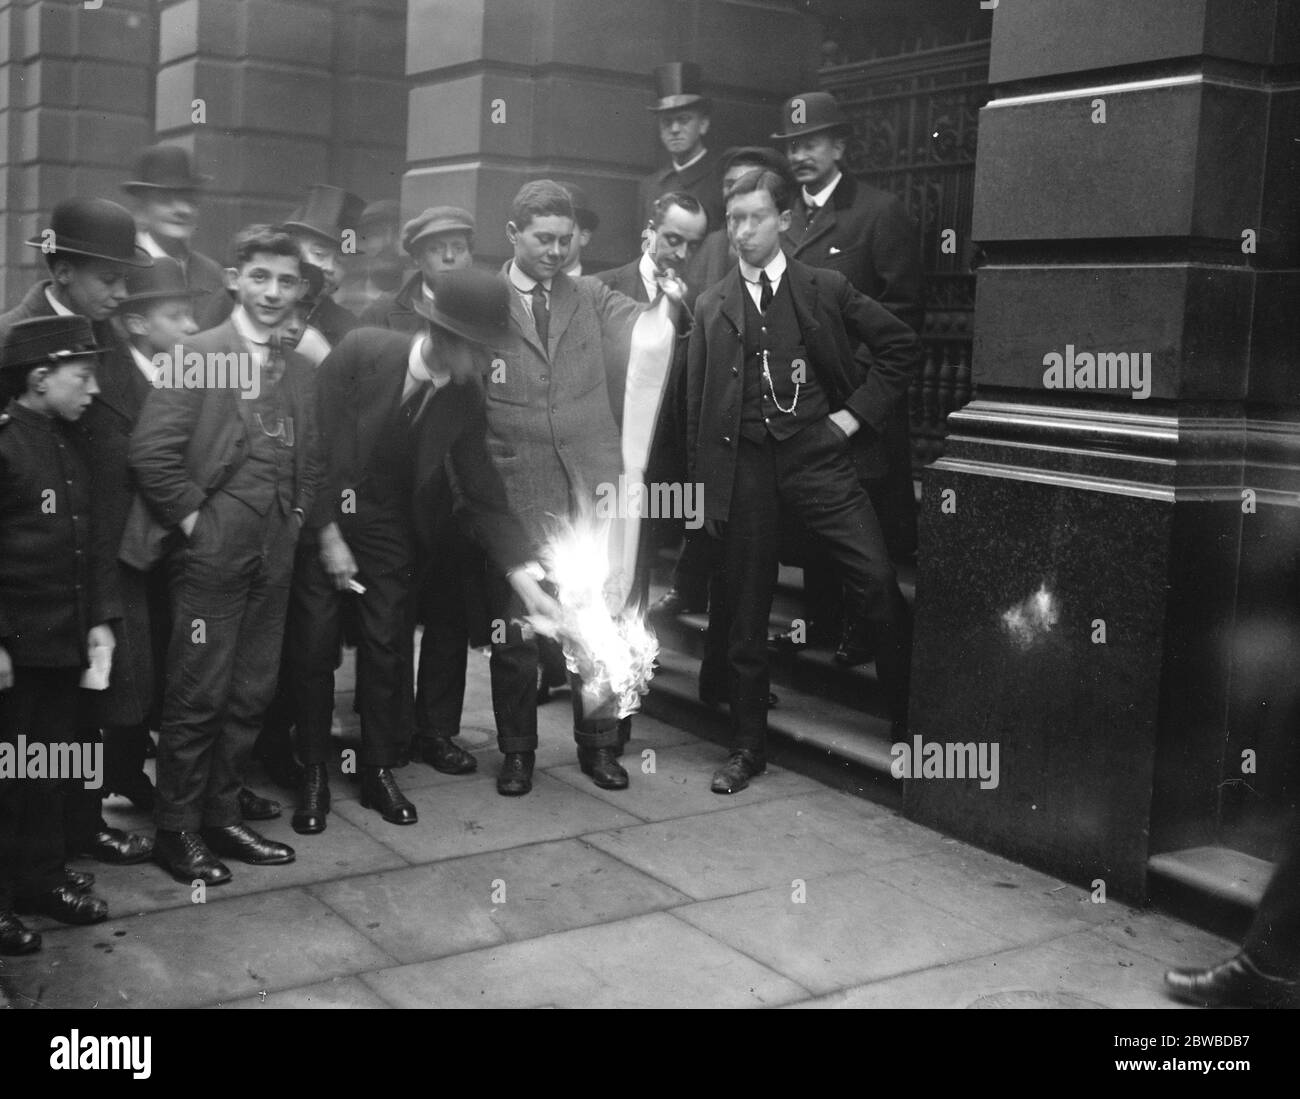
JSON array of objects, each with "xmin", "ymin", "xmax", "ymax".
[
  {"xmin": 1, "ymin": 316, "xmax": 122, "ymax": 951},
  {"xmin": 288, "ymin": 268, "xmax": 556, "ymax": 833},
  {"xmin": 771, "ymin": 90, "xmax": 925, "ymax": 665},
  {"xmin": 122, "ymin": 143, "xmax": 231, "ymax": 333},
  {"xmin": 637, "ymin": 62, "xmax": 727, "ymax": 240},
  {"xmin": 283, "ymin": 184, "xmax": 366, "ymax": 348},
  {"xmin": 0, "ymin": 199, "xmax": 156, "ymax": 866}
]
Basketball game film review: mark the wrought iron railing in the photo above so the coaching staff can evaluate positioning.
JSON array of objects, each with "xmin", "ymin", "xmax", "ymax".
[{"xmin": 820, "ymin": 38, "xmax": 989, "ymax": 471}]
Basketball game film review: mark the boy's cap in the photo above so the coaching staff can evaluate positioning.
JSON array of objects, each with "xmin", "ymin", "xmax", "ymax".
[
  {"xmin": 403, "ymin": 206, "xmax": 476, "ymax": 255},
  {"xmin": 121, "ymin": 257, "xmax": 203, "ymax": 306},
  {"xmin": 1, "ymin": 315, "xmax": 109, "ymax": 373}
]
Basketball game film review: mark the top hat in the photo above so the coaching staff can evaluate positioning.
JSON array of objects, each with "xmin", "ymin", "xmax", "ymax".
[
  {"xmin": 557, "ymin": 183, "xmax": 599, "ymax": 232},
  {"xmin": 402, "ymin": 206, "xmax": 476, "ymax": 255},
  {"xmin": 648, "ymin": 62, "xmax": 710, "ymax": 113},
  {"xmin": 120, "ymin": 257, "xmax": 203, "ymax": 306},
  {"xmin": 770, "ymin": 91, "xmax": 852, "ymax": 142},
  {"xmin": 0, "ymin": 315, "xmax": 109, "ymax": 374},
  {"xmin": 411, "ymin": 268, "xmax": 510, "ymax": 346},
  {"xmin": 283, "ymin": 184, "xmax": 367, "ymax": 248},
  {"xmin": 25, "ymin": 198, "xmax": 153, "ymax": 267},
  {"xmin": 121, "ymin": 143, "xmax": 213, "ymax": 193}
]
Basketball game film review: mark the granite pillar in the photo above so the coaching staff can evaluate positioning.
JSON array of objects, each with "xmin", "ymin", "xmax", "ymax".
[
  {"xmin": 402, "ymin": 0, "xmax": 821, "ymax": 269},
  {"xmin": 907, "ymin": 0, "xmax": 1299, "ymax": 897}
]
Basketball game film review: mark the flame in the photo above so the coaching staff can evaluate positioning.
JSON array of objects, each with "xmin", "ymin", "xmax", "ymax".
[
  {"xmin": 1000, "ymin": 582, "xmax": 1058, "ymax": 650},
  {"xmin": 524, "ymin": 512, "xmax": 659, "ymax": 721}
]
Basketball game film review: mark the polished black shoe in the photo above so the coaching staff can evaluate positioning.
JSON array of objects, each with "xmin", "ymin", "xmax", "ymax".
[
  {"xmin": 578, "ymin": 747, "xmax": 629, "ymax": 790},
  {"xmin": 710, "ymin": 750, "xmax": 766, "ymax": 795},
  {"xmin": 649, "ymin": 588, "xmax": 707, "ymax": 619},
  {"xmin": 0, "ymin": 911, "xmax": 41, "ymax": 955},
  {"xmin": 104, "ymin": 770, "xmax": 155, "ymax": 812},
  {"xmin": 76, "ymin": 827, "xmax": 154, "ymax": 865},
  {"xmin": 201, "ymin": 824, "xmax": 295, "ymax": 865},
  {"xmin": 17, "ymin": 883, "xmax": 109, "ymax": 925},
  {"xmin": 1165, "ymin": 953, "xmax": 1300, "ymax": 1008},
  {"xmin": 359, "ymin": 767, "xmax": 417, "ymax": 825},
  {"xmin": 154, "ymin": 830, "xmax": 232, "ymax": 886},
  {"xmin": 497, "ymin": 751, "xmax": 535, "ymax": 796},
  {"xmin": 416, "ymin": 736, "xmax": 478, "ymax": 775},
  {"xmin": 291, "ymin": 763, "xmax": 330, "ymax": 835},
  {"xmin": 238, "ymin": 786, "xmax": 282, "ymax": 821},
  {"xmin": 256, "ymin": 746, "xmax": 305, "ymax": 790},
  {"xmin": 63, "ymin": 867, "xmax": 95, "ymax": 893}
]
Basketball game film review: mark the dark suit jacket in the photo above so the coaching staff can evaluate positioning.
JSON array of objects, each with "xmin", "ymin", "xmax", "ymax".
[
  {"xmin": 181, "ymin": 247, "xmax": 235, "ymax": 334},
  {"xmin": 357, "ymin": 272, "xmax": 426, "ymax": 335},
  {"xmin": 305, "ymin": 295, "xmax": 360, "ymax": 348},
  {"xmin": 313, "ymin": 327, "xmax": 531, "ymax": 574},
  {"xmin": 121, "ymin": 318, "xmax": 321, "ymax": 569},
  {"xmin": 637, "ymin": 147, "xmax": 726, "ymax": 244},
  {"xmin": 783, "ymin": 174, "xmax": 924, "ymax": 334},
  {"xmin": 686, "ymin": 258, "xmax": 923, "ymax": 521},
  {"xmin": 0, "ymin": 280, "xmax": 120, "ymax": 358}
]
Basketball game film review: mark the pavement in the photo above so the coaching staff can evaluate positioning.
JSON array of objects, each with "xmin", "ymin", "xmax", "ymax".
[{"xmin": 0, "ymin": 649, "xmax": 1235, "ymax": 1010}]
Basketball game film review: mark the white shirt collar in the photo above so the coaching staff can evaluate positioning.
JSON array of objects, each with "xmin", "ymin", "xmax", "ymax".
[
  {"xmin": 129, "ymin": 343, "xmax": 159, "ymax": 383},
  {"xmin": 672, "ymin": 146, "xmax": 708, "ymax": 173},
  {"xmin": 738, "ymin": 249, "xmax": 787, "ymax": 287},
  {"xmin": 507, "ymin": 261, "xmax": 550, "ymax": 295},
  {"xmin": 229, "ymin": 305, "xmax": 275, "ymax": 361},
  {"xmin": 803, "ymin": 170, "xmax": 842, "ymax": 210},
  {"xmin": 137, "ymin": 231, "xmax": 168, "ymax": 258},
  {"xmin": 637, "ymin": 252, "xmax": 660, "ymax": 301},
  {"xmin": 403, "ymin": 333, "xmax": 451, "ymax": 406},
  {"xmin": 421, "ymin": 280, "xmax": 436, "ymax": 301},
  {"xmin": 45, "ymin": 286, "xmax": 75, "ymax": 316},
  {"xmin": 564, "ymin": 261, "xmax": 582, "ymax": 277}
]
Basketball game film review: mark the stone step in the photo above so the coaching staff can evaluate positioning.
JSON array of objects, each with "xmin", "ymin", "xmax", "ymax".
[
  {"xmin": 641, "ymin": 647, "xmax": 901, "ymax": 806},
  {"xmin": 1146, "ymin": 845, "xmax": 1272, "ymax": 940}
]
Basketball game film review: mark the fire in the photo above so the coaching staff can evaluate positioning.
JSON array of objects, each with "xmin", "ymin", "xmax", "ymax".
[{"xmin": 524, "ymin": 513, "xmax": 659, "ymax": 721}]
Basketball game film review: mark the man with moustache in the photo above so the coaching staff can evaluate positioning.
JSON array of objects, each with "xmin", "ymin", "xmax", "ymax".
[
  {"xmin": 122, "ymin": 143, "xmax": 231, "ymax": 332},
  {"xmin": 774, "ymin": 91, "xmax": 925, "ymax": 664}
]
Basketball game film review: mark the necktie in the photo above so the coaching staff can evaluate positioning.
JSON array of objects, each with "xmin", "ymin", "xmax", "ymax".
[
  {"xmin": 759, "ymin": 271, "xmax": 773, "ymax": 314},
  {"xmin": 530, "ymin": 283, "xmax": 549, "ymax": 351},
  {"xmin": 263, "ymin": 333, "xmax": 285, "ymax": 390},
  {"xmin": 805, "ymin": 202, "xmax": 819, "ymax": 229},
  {"xmin": 400, "ymin": 381, "xmax": 429, "ymax": 431}
]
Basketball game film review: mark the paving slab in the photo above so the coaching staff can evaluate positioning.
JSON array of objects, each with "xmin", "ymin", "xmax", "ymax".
[
  {"xmin": 310, "ymin": 837, "xmax": 689, "ymax": 965},
  {"xmin": 330, "ymin": 770, "xmax": 641, "ymax": 863},
  {"xmin": 216, "ymin": 975, "xmax": 393, "ymax": 1009},
  {"xmin": 786, "ymin": 926, "xmax": 1202, "ymax": 1009},
  {"xmin": 548, "ymin": 738, "xmax": 826, "ymax": 822},
  {"xmin": 360, "ymin": 911, "xmax": 808, "ymax": 1008},
  {"xmin": 585, "ymin": 789, "xmax": 950, "ymax": 901},
  {"xmin": 2, "ymin": 888, "xmax": 395, "ymax": 1010},
  {"xmin": 674, "ymin": 869, "xmax": 1011, "ymax": 995}
]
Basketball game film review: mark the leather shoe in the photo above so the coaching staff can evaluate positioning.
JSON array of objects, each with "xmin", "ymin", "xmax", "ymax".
[
  {"xmin": 104, "ymin": 770, "xmax": 155, "ymax": 812},
  {"xmin": 497, "ymin": 751, "xmax": 535, "ymax": 796},
  {"xmin": 415, "ymin": 737, "xmax": 478, "ymax": 775},
  {"xmin": 292, "ymin": 763, "xmax": 330, "ymax": 835},
  {"xmin": 201, "ymin": 824, "xmax": 295, "ymax": 865},
  {"xmin": 649, "ymin": 588, "xmax": 707, "ymax": 619},
  {"xmin": 76, "ymin": 827, "xmax": 154, "ymax": 865},
  {"xmin": 238, "ymin": 786, "xmax": 282, "ymax": 821},
  {"xmin": 0, "ymin": 911, "xmax": 41, "ymax": 955},
  {"xmin": 710, "ymin": 750, "xmax": 766, "ymax": 794},
  {"xmin": 578, "ymin": 747, "xmax": 629, "ymax": 790},
  {"xmin": 17, "ymin": 883, "xmax": 108, "ymax": 925},
  {"xmin": 154, "ymin": 830, "xmax": 232, "ymax": 885},
  {"xmin": 359, "ymin": 767, "xmax": 417, "ymax": 825},
  {"xmin": 1165, "ymin": 953, "xmax": 1300, "ymax": 1008},
  {"xmin": 63, "ymin": 867, "xmax": 95, "ymax": 893}
]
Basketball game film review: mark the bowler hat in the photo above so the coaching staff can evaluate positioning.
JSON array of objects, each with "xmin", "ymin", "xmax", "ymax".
[
  {"xmin": 24, "ymin": 198, "xmax": 153, "ymax": 267},
  {"xmin": 360, "ymin": 199, "xmax": 400, "ymax": 229},
  {"xmin": 721, "ymin": 146, "xmax": 791, "ymax": 177},
  {"xmin": 284, "ymin": 184, "xmax": 367, "ymax": 248},
  {"xmin": 0, "ymin": 316, "xmax": 109, "ymax": 373},
  {"xmin": 770, "ymin": 91, "xmax": 852, "ymax": 142},
  {"xmin": 557, "ymin": 182, "xmax": 599, "ymax": 232},
  {"xmin": 648, "ymin": 62, "xmax": 710, "ymax": 113},
  {"xmin": 411, "ymin": 268, "xmax": 510, "ymax": 346},
  {"xmin": 121, "ymin": 257, "xmax": 202, "ymax": 306},
  {"xmin": 121, "ymin": 143, "xmax": 212, "ymax": 193},
  {"xmin": 402, "ymin": 206, "xmax": 476, "ymax": 255}
]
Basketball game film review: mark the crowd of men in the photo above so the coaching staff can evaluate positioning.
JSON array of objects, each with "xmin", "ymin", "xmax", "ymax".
[{"xmin": 0, "ymin": 59, "xmax": 930, "ymax": 961}]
